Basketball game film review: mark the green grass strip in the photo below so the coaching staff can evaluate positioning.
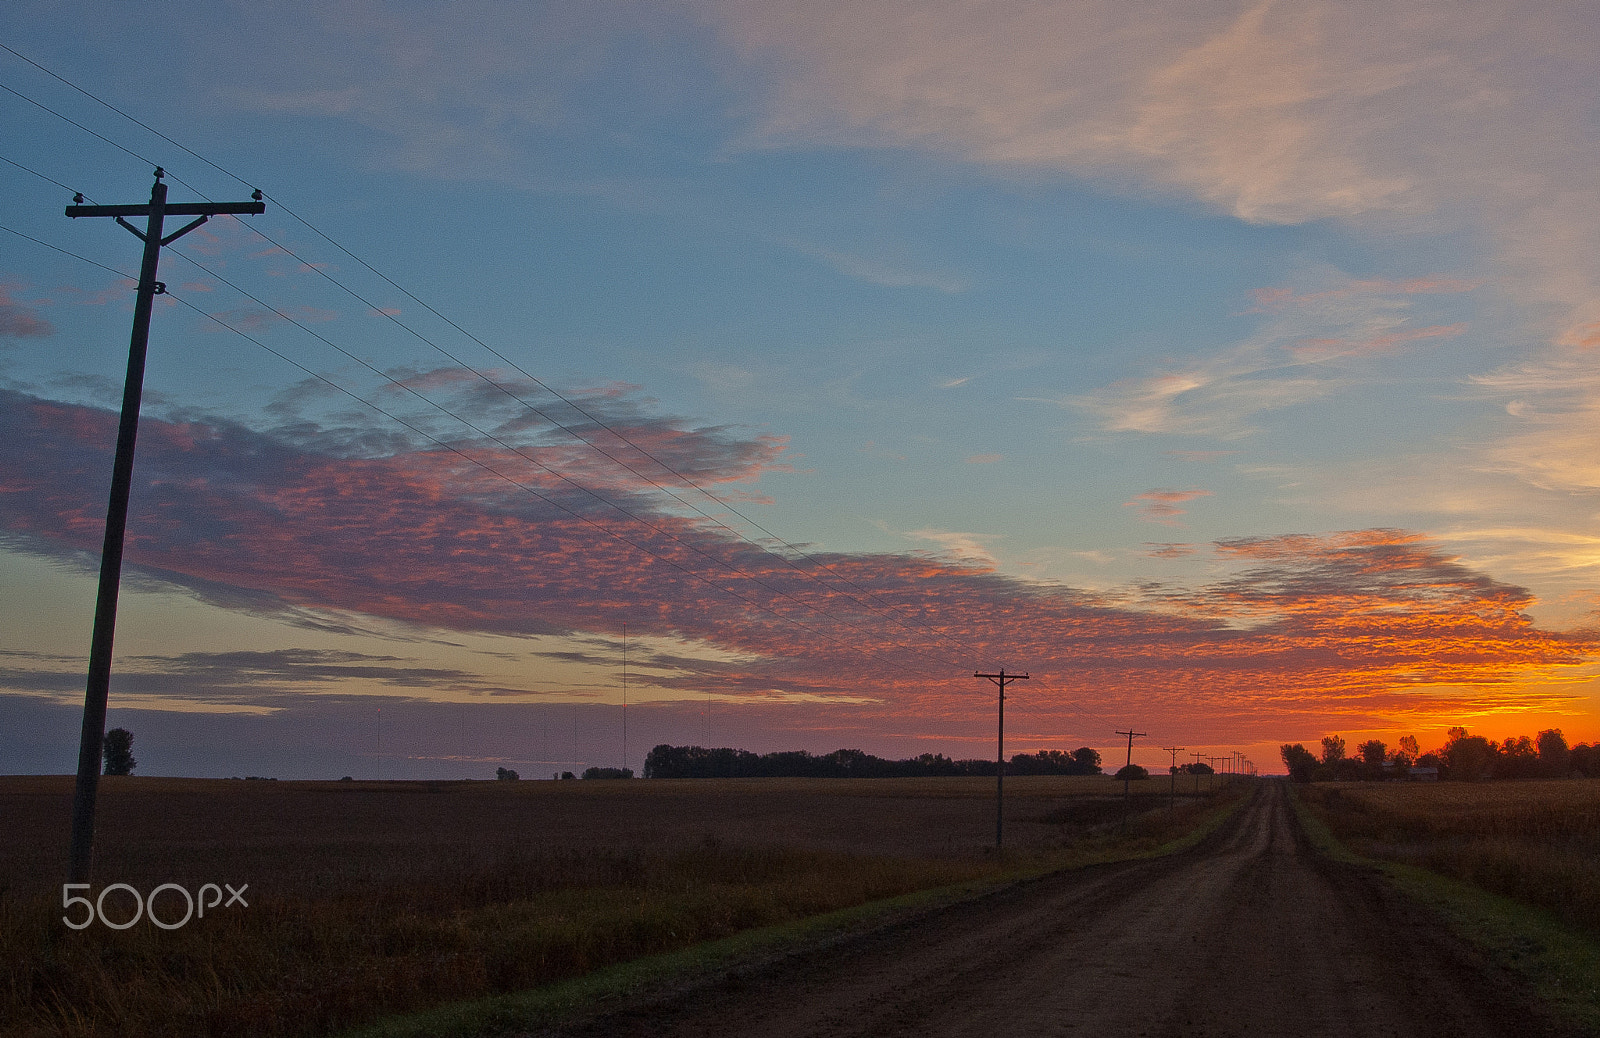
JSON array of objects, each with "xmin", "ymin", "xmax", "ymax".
[
  {"xmin": 339, "ymin": 788, "xmax": 1249, "ymax": 1038},
  {"xmin": 1288, "ymin": 784, "xmax": 1600, "ymax": 1034}
]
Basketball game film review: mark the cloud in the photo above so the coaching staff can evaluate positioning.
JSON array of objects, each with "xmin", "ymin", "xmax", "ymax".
[
  {"xmin": 1124, "ymin": 489, "xmax": 1212, "ymax": 526},
  {"xmin": 965, "ymin": 452, "xmax": 1003, "ymax": 464},
  {"xmin": 1064, "ymin": 273, "xmax": 1474, "ymax": 435},
  {"xmin": 791, "ymin": 243, "xmax": 970, "ymax": 293},
  {"xmin": 202, "ymin": 305, "xmax": 338, "ymax": 333},
  {"xmin": 2, "ymin": 388, "xmax": 1592, "ymax": 735},
  {"xmin": 706, "ymin": 0, "xmax": 1600, "ymax": 341},
  {"xmin": 0, "ymin": 281, "xmax": 54, "ymax": 339}
]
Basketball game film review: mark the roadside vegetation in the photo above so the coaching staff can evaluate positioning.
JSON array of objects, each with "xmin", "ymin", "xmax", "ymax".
[
  {"xmin": 1, "ymin": 772, "xmax": 1238, "ymax": 1038},
  {"xmin": 1296, "ymin": 779, "xmax": 1600, "ymax": 937}
]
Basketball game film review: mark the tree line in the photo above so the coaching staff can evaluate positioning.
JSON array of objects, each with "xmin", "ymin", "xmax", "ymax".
[
  {"xmin": 642, "ymin": 744, "xmax": 1104, "ymax": 779},
  {"xmin": 1280, "ymin": 726, "xmax": 1597, "ymax": 782}
]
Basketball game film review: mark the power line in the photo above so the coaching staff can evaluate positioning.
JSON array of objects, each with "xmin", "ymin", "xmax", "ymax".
[
  {"xmin": 6, "ymin": 215, "xmax": 959, "ymax": 689},
  {"xmin": 0, "ymin": 47, "xmax": 961, "ymax": 655}
]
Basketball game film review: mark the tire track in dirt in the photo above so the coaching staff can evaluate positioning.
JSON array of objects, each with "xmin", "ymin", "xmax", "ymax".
[{"xmin": 539, "ymin": 782, "xmax": 1574, "ymax": 1038}]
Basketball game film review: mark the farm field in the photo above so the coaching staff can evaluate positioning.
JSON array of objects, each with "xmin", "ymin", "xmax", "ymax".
[
  {"xmin": 0, "ymin": 773, "xmax": 1230, "ymax": 1038},
  {"xmin": 1296, "ymin": 779, "xmax": 1600, "ymax": 935}
]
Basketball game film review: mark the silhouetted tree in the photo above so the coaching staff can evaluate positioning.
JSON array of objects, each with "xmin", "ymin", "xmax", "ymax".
[
  {"xmin": 1113, "ymin": 764, "xmax": 1148, "ymax": 781},
  {"xmin": 102, "ymin": 728, "xmax": 135, "ymax": 776},
  {"xmin": 1398, "ymin": 735, "xmax": 1420, "ymax": 762},
  {"xmin": 1442, "ymin": 727, "xmax": 1494, "ymax": 781},
  {"xmin": 1537, "ymin": 729, "xmax": 1571, "ymax": 778},
  {"xmin": 1320, "ymin": 735, "xmax": 1346, "ymax": 765},
  {"xmin": 1280, "ymin": 743, "xmax": 1317, "ymax": 783},
  {"xmin": 495, "ymin": 767, "xmax": 520, "ymax": 781}
]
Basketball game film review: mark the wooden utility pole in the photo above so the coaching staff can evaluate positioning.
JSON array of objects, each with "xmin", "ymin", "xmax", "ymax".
[
  {"xmin": 975, "ymin": 669, "xmax": 1028, "ymax": 849},
  {"xmin": 64, "ymin": 170, "xmax": 265, "ymax": 883},
  {"xmin": 1162, "ymin": 745, "xmax": 1184, "ymax": 810},
  {"xmin": 1191, "ymin": 751, "xmax": 1206, "ymax": 795},
  {"xmin": 1116, "ymin": 728, "xmax": 1147, "ymax": 800}
]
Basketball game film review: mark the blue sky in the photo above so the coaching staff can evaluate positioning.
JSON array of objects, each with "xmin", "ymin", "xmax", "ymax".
[{"xmin": 3, "ymin": 0, "xmax": 1598, "ymax": 779}]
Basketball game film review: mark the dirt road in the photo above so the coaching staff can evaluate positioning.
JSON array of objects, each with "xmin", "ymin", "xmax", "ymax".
[{"xmin": 543, "ymin": 781, "xmax": 1570, "ymax": 1038}]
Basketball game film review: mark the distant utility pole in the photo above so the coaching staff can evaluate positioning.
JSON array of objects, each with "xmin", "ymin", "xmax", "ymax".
[
  {"xmin": 64, "ymin": 170, "xmax": 265, "ymax": 884},
  {"xmin": 1191, "ymin": 751, "xmax": 1205, "ymax": 795},
  {"xmin": 621, "ymin": 623, "xmax": 628, "ymax": 776},
  {"xmin": 976, "ymin": 669, "xmax": 1028, "ymax": 849},
  {"xmin": 1162, "ymin": 745, "xmax": 1184, "ymax": 810},
  {"xmin": 1116, "ymin": 728, "xmax": 1147, "ymax": 800}
]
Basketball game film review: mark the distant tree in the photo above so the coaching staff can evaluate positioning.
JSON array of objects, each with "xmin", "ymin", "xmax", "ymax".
[
  {"xmin": 1442, "ymin": 728, "xmax": 1494, "ymax": 781},
  {"xmin": 495, "ymin": 767, "xmax": 520, "ymax": 781},
  {"xmin": 1398, "ymin": 735, "xmax": 1420, "ymax": 762},
  {"xmin": 581, "ymin": 766, "xmax": 633, "ymax": 779},
  {"xmin": 1537, "ymin": 729, "xmax": 1571, "ymax": 778},
  {"xmin": 1070, "ymin": 747, "xmax": 1103, "ymax": 775},
  {"xmin": 1113, "ymin": 764, "xmax": 1148, "ymax": 782},
  {"xmin": 1356, "ymin": 739, "xmax": 1387, "ymax": 780},
  {"xmin": 1497, "ymin": 735, "xmax": 1540, "ymax": 780},
  {"xmin": 102, "ymin": 728, "xmax": 135, "ymax": 776},
  {"xmin": 1320, "ymin": 735, "xmax": 1346, "ymax": 766},
  {"xmin": 1179, "ymin": 761, "xmax": 1215, "ymax": 776},
  {"xmin": 560, "ymin": 771, "xmax": 575, "ymax": 780},
  {"xmin": 1280, "ymin": 743, "xmax": 1318, "ymax": 783},
  {"xmin": 1570, "ymin": 743, "xmax": 1597, "ymax": 778}
]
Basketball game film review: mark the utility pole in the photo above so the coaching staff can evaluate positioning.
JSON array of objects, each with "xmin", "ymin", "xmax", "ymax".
[
  {"xmin": 64, "ymin": 170, "xmax": 264, "ymax": 883},
  {"xmin": 1162, "ymin": 745, "xmax": 1184, "ymax": 810},
  {"xmin": 1116, "ymin": 728, "xmax": 1147, "ymax": 800},
  {"xmin": 621, "ymin": 623, "xmax": 627, "ymax": 776},
  {"xmin": 1191, "ymin": 752, "xmax": 1205, "ymax": 795},
  {"xmin": 976, "ymin": 669, "xmax": 1028, "ymax": 849}
]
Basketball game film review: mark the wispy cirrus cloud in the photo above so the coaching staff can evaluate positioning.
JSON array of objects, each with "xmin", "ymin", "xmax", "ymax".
[
  {"xmin": 1064, "ymin": 272, "xmax": 1476, "ymax": 436},
  {"xmin": 1125, "ymin": 489, "xmax": 1211, "ymax": 526},
  {"xmin": 706, "ymin": 0, "xmax": 1600, "ymax": 340},
  {"xmin": 2, "ymin": 387, "xmax": 1591, "ymax": 737}
]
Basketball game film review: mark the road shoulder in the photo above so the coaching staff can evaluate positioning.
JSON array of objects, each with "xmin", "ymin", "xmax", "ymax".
[{"xmin": 1287, "ymin": 782, "xmax": 1600, "ymax": 1036}]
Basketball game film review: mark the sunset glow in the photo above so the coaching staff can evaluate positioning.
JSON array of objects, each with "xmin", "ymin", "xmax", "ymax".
[{"xmin": 3, "ymin": 1, "xmax": 1598, "ymax": 776}]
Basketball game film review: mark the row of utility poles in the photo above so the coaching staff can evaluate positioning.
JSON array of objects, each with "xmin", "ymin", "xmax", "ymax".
[
  {"xmin": 58, "ymin": 171, "xmax": 1258, "ymax": 881},
  {"xmin": 976, "ymin": 672, "xmax": 1258, "ymax": 850}
]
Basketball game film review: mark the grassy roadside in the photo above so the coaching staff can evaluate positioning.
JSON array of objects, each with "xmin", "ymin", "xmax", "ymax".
[
  {"xmin": 339, "ymin": 786, "xmax": 1251, "ymax": 1038},
  {"xmin": 1288, "ymin": 784, "xmax": 1600, "ymax": 1035}
]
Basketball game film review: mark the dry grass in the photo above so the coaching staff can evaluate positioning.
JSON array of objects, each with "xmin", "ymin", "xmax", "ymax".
[
  {"xmin": 1298, "ymin": 779, "xmax": 1600, "ymax": 935},
  {"xmin": 1, "ymin": 774, "xmax": 1225, "ymax": 1038}
]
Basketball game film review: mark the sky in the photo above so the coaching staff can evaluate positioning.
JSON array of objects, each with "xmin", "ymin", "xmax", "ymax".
[{"xmin": 2, "ymin": 0, "xmax": 1598, "ymax": 780}]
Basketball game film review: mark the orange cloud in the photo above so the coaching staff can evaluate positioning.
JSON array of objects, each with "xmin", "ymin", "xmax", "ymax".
[
  {"xmin": 2, "ymin": 390, "xmax": 1593, "ymax": 743},
  {"xmin": 1289, "ymin": 322, "xmax": 1467, "ymax": 360}
]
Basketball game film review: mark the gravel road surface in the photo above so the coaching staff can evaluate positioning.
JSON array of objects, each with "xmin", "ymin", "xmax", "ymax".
[{"xmin": 541, "ymin": 780, "xmax": 1572, "ymax": 1038}]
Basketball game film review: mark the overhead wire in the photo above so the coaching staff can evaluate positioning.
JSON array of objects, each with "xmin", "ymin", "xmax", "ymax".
[
  {"xmin": 2, "ymin": 49, "xmax": 1150, "ymax": 702},
  {"xmin": 0, "ymin": 76, "xmax": 954, "ymax": 671},
  {"xmin": 159, "ymin": 240, "xmax": 960, "ymax": 679},
  {"xmin": 0, "ymin": 43, "xmax": 963, "ymax": 651},
  {"xmin": 1, "ymin": 215, "xmax": 955, "ymax": 681}
]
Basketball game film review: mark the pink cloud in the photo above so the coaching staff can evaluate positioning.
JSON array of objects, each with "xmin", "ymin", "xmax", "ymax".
[
  {"xmin": 1249, "ymin": 277, "xmax": 1479, "ymax": 313},
  {"xmin": 1123, "ymin": 488, "xmax": 1212, "ymax": 526},
  {"xmin": 1289, "ymin": 322, "xmax": 1468, "ymax": 360},
  {"xmin": 2, "ymin": 390, "xmax": 1592, "ymax": 738},
  {"xmin": 0, "ymin": 283, "xmax": 52, "ymax": 339}
]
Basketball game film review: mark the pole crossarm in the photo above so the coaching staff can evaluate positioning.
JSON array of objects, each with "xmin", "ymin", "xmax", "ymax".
[
  {"xmin": 67, "ymin": 200, "xmax": 265, "ymax": 219},
  {"xmin": 975, "ymin": 669, "xmax": 1028, "ymax": 849},
  {"xmin": 63, "ymin": 169, "xmax": 264, "ymax": 884}
]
